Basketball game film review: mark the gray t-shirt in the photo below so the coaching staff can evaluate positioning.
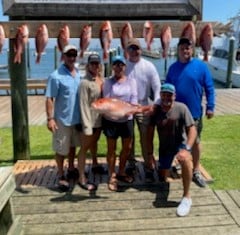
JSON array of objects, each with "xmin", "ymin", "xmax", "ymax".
[{"xmin": 150, "ymin": 101, "xmax": 194, "ymax": 156}]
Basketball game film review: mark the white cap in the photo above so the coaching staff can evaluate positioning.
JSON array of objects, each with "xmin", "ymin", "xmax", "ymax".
[{"xmin": 63, "ymin": 44, "xmax": 77, "ymax": 54}]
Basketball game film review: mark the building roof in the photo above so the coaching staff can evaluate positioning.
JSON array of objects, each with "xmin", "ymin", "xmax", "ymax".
[{"xmin": 2, "ymin": 0, "xmax": 202, "ymax": 20}]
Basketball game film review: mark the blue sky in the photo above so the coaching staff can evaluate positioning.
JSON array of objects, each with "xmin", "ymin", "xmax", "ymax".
[{"xmin": 0, "ymin": 1, "xmax": 239, "ymax": 23}]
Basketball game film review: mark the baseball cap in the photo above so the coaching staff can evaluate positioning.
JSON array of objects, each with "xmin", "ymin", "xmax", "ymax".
[
  {"xmin": 127, "ymin": 38, "xmax": 141, "ymax": 49},
  {"xmin": 88, "ymin": 54, "xmax": 101, "ymax": 63},
  {"xmin": 112, "ymin": 55, "xmax": 126, "ymax": 65},
  {"xmin": 63, "ymin": 44, "xmax": 77, "ymax": 54},
  {"xmin": 178, "ymin": 37, "xmax": 193, "ymax": 46},
  {"xmin": 161, "ymin": 83, "xmax": 176, "ymax": 94}
]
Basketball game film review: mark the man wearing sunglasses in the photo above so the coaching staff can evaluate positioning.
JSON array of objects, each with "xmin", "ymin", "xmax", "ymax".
[
  {"xmin": 125, "ymin": 38, "xmax": 161, "ymax": 183},
  {"xmin": 45, "ymin": 44, "xmax": 81, "ymax": 192}
]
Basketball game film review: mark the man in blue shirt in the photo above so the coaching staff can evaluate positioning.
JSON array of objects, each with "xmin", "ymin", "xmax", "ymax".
[
  {"xmin": 165, "ymin": 38, "xmax": 215, "ymax": 187},
  {"xmin": 45, "ymin": 44, "xmax": 81, "ymax": 191}
]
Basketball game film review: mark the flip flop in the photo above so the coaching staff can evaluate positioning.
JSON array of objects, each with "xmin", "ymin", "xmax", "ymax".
[
  {"xmin": 108, "ymin": 176, "xmax": 118, "ymax": 191},
  {"xmin": 78, "ymin": 181, "xmax": 97, "ymax": 191},
  {"xmin": 116, "ymin": 174, "xmax": 134, "ymax": 183},
  {"xmin": 58, "ymin": 176, "xmax": 70, "ymax": 192}
]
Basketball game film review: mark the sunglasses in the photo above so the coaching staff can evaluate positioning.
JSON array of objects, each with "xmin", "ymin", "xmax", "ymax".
[
  {"xmin": 128, "ymin": 45, "xmax": 140, "ymax": 51},
  {"xmin": 113, "ymin": 62, "xmax": 125, "ymax": 67},
  {"xmin": 65, "ymin": 52, "xmax": 78, "ymax": 58}
]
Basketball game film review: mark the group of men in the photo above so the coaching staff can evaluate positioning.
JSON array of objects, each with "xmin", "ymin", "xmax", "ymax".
[{"xmin": 45, "ymin": 37, "xmax": 215, "ymax": 217}]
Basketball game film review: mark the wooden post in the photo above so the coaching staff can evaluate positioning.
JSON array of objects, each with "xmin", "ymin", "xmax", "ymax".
[
  {"xmin": 9, "ymin": 39, "xmax": 30, "ymax": 162},
  {"xmin": 226, "ymin": 37, "xmax": 235, "ymax": 88}
]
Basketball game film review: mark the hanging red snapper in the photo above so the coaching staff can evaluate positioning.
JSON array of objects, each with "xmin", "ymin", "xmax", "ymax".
[
  {"xmin": 79, "ymin": 25, "xmax": 92, "ymax": 58},
  {"xmin": 91, "ymin": 98, "xmax": 151, "ymax": 120},
  {"xmin": 180, "ymin": 22, "xmax": 196, "ymax": 46},
  {"xmin": 143, "ymin": 21, "xmax": 154, "ymax": 50},
  {"xmin": 57, "ymin": 25, "xmax": 70, "ymax": 60},
  {"xmin": 0, "ymin": 25, "xmax": 5, "ymax": 53},
  {"xmin": 198, "ymin": 23, "xmax": 213, "ymax": 61},
  {"xmin": 14, "ymin": 24, "xmax": 29, "ymax": 64},
  {"xmin": 99, "ymin": 21, "xmax": 113, "ymax": 61},
  {"xmin": 35, "ymin": 24, "xmax": 49, "ymax": 64},
  {"xmin": 120, "ymin": 22, "xmax": 133, "ymax": 59},
  {"xmin": 160, "ymin": 25, "xmax": 172, "ymax": 58}
]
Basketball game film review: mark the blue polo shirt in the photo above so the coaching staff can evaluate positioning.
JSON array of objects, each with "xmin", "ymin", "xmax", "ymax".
[{"xmin": 45, "ymin": 64, "xmax": 81, "ymax": 126}]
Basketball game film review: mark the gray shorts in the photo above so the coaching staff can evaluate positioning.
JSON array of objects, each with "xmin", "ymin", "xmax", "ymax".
[{"xmin": 52, "ymin": 120, "xmax": 81, "ymax": 156}]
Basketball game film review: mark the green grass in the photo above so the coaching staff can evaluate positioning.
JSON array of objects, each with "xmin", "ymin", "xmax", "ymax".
[{"xmin": 0, "ymin": 115, "xmax": 240, "ymax": 189}]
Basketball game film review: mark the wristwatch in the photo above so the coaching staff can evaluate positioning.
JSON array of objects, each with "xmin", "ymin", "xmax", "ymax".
[{"xmin": 183, "ymin": 144, "xmax": 192, "ymax": 152}]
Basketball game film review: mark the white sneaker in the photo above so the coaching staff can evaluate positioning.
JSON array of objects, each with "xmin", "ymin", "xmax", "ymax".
[{"xmin": 176, "ymin": 197, "xmax": 192, "ymax": 217}]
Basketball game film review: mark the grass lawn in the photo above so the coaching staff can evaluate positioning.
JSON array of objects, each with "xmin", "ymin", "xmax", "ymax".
[{"xmin": 0, "ymin": 114, "xmax": 240, "ymax": 189}]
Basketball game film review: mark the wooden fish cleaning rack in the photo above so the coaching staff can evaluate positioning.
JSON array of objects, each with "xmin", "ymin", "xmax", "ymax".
[{"xmin": 0, "ymin": 20, "xmax": 232, "ymax": 39}]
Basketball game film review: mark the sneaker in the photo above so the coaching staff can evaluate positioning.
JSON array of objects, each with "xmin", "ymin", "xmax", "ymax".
[
  {"xmin": 192, "ymin": 171, "xmax": 206, "ymax": 187},
  {"xmin": 176, "ymin": 197, "xmax": 192, "ymax": 217},
  {"xmin": 145, "ymin": 169, "xmax": 155, "ymax": 183}
]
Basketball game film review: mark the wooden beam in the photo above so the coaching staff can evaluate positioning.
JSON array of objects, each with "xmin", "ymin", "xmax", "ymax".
[{"xmin": 0, "ymin": 20, "xmax": 232, "ymax": 39}]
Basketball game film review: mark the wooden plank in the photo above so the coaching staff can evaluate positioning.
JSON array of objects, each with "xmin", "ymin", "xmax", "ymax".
[
  {"xmin": 215, "ymin": 190, "xmax": 240, "ymax": 226},
  {"xmin": 18, "ymin": 215, "xmax": 236, "ymax": 234},
  {"xmin": 228, "ymin": 190, "xmax": 240, "ymax": 207}
]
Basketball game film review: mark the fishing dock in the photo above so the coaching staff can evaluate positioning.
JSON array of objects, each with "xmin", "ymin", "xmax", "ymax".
[{"xmin": 1, "ymin": 89, "xmax": 240, "ymax": 234}]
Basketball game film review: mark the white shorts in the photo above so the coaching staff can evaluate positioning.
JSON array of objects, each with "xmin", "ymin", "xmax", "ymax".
[{"xmin": 52, "ymin": 120, "xmax": 81, "ymax": 156}]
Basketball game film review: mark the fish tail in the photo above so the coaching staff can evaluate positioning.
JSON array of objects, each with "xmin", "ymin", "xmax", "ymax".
[
  {"xmin": 35, "ymin": 54, "xmax": 41, "ymax": 64},
  {"xmin": 103, "ymin": 50, "xmax": 108, "ymax": 60},
  {"xmin": 123, "ymin": 50, "xmax": 129, "ymax": 59},
  {"xmin": 203, "ymin": 53, "xmax": 208, "ymax": 61},
  {"xmin": 79, "ymin": 50, "xmax": 84, "ymax": 58},
  {"xmin": 14, "ymin": 53, "xmax": 21, "ymax": 64}
]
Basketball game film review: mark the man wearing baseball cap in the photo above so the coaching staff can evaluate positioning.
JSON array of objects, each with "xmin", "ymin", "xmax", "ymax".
[
  {"xmin": 45, "ymin": 44, "xmax": 81, "ymax": 192},
  {"xmin": 148, "ymin": 83, "xmax": 197, "ymax": 216},
  {"xmin": 165, "ymin": 37, "xmax": 215, "ymax": 188},
  {"xmin": 125, "ymin": 38, "xmax": 161, "ymax": 182}
]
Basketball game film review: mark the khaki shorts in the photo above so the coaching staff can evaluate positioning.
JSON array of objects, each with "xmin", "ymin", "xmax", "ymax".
[{"xmin": 52, "ymin": 120, "xmax": 81, "ymax": 156}]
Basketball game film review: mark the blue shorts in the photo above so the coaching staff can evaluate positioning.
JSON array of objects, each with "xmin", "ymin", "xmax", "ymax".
[
  {"xmin": 102, "ymin": 118, "xmax": 134, "ymax": 139},
  {"xmin": 158, "ymin": 144, "xmax": 187, "ymax": 169}
]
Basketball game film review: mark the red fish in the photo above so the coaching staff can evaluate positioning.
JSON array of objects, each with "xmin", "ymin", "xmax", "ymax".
[
  {"xmin": 143, "ymin": 21, "xmax": 154, "ymax": 50},
  {"xmin": 0, "ymin": 25, "xmax": 5, "ymax": 53},
  {"xmin": 120, "ymin": 22, "xmax": 133, "ymax": 59},
  {"xmin": 14, "ymin": 24, "xmax": 29, "ymax": 64},
  {"xmin": 91, "ymin": 97, "xmax": 151, "ymax": 120},
  {"xmin": 99, "ymin": 21, "xmax": 113, "ymax": 61},
  {"xmin": 79, "ymin": 25, "xmax": 92, "ymax": 58},
  {"xmin": 35, "ymin": 24, "xmax": 49, "ymax": 64},
  {"xmin": 160, "ymin": 25, "xmax": 172, "ymax": 58},
  {"xmin": 180, "ymin": 22, "xmax": 196, "ymax": 46},
  {"xmin": 57, "ymin": 25, "xmax": 70, "ymax": 60},
  {"xmin": 198, "ymin": 23, "xmax": 213, "ymax": 61}
]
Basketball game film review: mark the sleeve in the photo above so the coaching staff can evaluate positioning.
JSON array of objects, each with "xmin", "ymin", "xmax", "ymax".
[
  {"xmin": 150, "ymin": 63, "xmax": 161, "ymax": 102},
  {"xmin": 203, "ymin": 64, "xmax": 215, "ymax": 112},
  {"xmin": 45, "ymin": 74, "xmax": 58, "ymax": 98},
  {"xmin": 129, "ymin": 78, "xmax": 138, "ymax": 105},
  {"xmin": 79, "ymin": 80, "xmax": 93, "ymax": 135}
]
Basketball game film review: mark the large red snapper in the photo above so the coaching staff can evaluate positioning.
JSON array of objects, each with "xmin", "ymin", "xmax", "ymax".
[
  {"xmin": 99, "ymin": 21, "xmax": 113, "ymax": 61},
  {"xmin": 143, "ymin": 21, "xmax": 154, "ymax": 50},
  {"xmin": 198, "ymin": 23, "xmax": 213, "ymax": 61},
  {"xmin": 0, "ymin": 25, "xmax": 5, "ymax": 53},
  {"xmin": 14, "ymin": 24, "xmax": 29, "ymax": 64},
  {"xmin": 57, "ymin": 25, "xmax": 70, "ymax": 60},
  {"xmin": 120, "ymin": 22, "xmax": 133, "ymax": 59},
  {"xmin": 180, "ymin": 22, "xmax": 196, "ymax": 46},
  {"xmin": 35, "ymin": 24, "xmax": 49, "ymax": 64},
  {"xmin": 160, "ymin": 25, "xmax": 172, "ymax": 58},
  {"xmin": 79, "ymin": 25, "xmax": 92, "ymax": 58},
  {"xmin": 91, "ymin": 98, "xmax": 151, "ymax": 120}
]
